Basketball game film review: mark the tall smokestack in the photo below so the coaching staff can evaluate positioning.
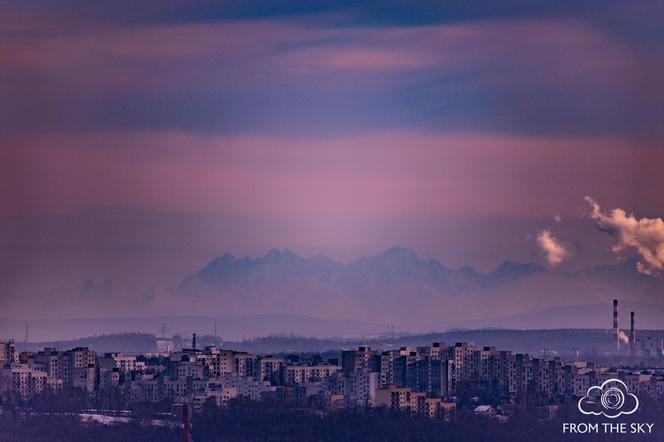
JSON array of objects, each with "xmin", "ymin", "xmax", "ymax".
[
  {"xmin": 192, "ymin": 333, "xmax": 197, "ymax": 350},
  {"xmin": 181, "ymin": 403, "xmax": 191, "ymax": 442},
  {"xmin": 630, "ymin": 311, "xmax": 636, "ymax": 356},
  {"xmin": 613, "ymin": 299, "xmax": 619, "ymax": 351}
]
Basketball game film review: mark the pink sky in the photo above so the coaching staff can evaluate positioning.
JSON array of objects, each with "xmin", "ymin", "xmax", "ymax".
[{"xmin": 1, "ymin": 1, "xmax": 663, "ymax": 319}]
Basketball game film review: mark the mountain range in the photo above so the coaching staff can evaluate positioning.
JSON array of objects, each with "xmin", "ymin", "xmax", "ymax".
[
  {"xmin": 5, "ymin": 247, "xmax": 664, "ymax": 341},
  {"xmin": 173, "ymin": 247, "xmax": 664, "ymax": 330}
]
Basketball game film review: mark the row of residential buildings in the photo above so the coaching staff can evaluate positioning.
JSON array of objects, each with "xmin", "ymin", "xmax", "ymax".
[{"xmin": 2, "ymin": 339, "xmax": 664, "ymax": 419}]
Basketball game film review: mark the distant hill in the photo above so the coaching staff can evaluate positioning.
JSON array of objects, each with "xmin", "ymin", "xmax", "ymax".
[
  {"xmin": 223, "ymin": 328, "xmax": 664, "ymax": 356},
  {"xmin": 25, "ymin": 329, "xmax": 664, "ymax": 357},
  {"xmin": 26, "ymin": 333, "xmax": 157, "ymax": 354},
  {"xmin": 0, "ymin": 314, "xmax": 389, "ymax": 343}
]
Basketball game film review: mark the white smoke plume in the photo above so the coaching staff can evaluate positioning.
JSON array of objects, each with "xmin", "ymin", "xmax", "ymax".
[
  {"xmin": 618, "ymin": 330, "xmax": 630, "ymax": 344},
  {"xmin": 537, "ymin": 229, "xmax": 569, "ymax": 266},
  {"xmin": 585, "ymin": 196, "xmax": 664, "ymax": 277}
]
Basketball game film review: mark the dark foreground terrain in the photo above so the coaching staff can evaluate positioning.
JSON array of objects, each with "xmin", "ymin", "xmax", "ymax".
[{"xmin": 2, "ymin": 399, "xmax": 664, "ymax": 442}]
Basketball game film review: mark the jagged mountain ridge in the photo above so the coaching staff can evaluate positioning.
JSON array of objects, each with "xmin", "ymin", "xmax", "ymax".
[
  {"xmin": 172, "ymin": 247, "xmax": 664, "ymax": 327},
  {"xmin": 176, "ymin": 246, "xmax": 545, "ymax": 297}
]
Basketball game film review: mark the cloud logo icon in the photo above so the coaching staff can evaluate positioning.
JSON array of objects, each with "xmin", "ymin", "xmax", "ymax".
[{"xmin": 578, "ymin": 379, "xmax": 639, "ymax": 419}]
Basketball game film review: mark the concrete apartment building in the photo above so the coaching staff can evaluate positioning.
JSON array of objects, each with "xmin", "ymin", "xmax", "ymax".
[
  {"xmin": 0, "ymin": 346, "xmax": 96, "ymax": 398},
  {"xmin": 375, "ymin": 384, "xmax": 456, "ymax": 419},
  {"xmin": 0, "ymin": 340, "xmax": 18, "ymax": 367},
  {"xmin": 342, "ymin": 346, "xmax": 380, "ymax": 375},
  {"xmin": 257, "ymin": 356, "xmax": 284, "ymax": 384},
  {"xmin": 2, "ymin": 338, "xmax": 664, "ymax": 419},
  {"xmin": 1, "ymin": 363, "xmax": 63, "ymax": 399},
  {"xmin": 285, "ymin": 363, "xmax": 340, "ymax": 385}
]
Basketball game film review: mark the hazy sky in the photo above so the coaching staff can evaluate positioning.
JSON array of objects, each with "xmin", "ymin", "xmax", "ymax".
[{"xmin": 1, "ymin": 1, "xmax": 664, "ymax": 306}]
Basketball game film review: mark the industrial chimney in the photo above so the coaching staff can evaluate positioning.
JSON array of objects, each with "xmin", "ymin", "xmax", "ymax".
[
  {"xmin": 192, "ymin": 333, "xmax": 197, "ymax": 350},
  {"xmin": 630, "ymin": 311, "xmax": 636, "ymax": 356},
  {"xmin": 176, "ymin": 403, "xmax": 192, "ymax": 442},
  {"xmin": 613, "ymin": 299, "xmax": 619, "ymax": 351}
]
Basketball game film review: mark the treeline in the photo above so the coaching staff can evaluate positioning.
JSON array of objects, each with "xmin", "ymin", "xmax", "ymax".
[
  {"xmin": 27, "ymin": 333, "xmax": 156, "ymax": 354},
  {"xmin": 23, "ymin": 328, "xmax": 664, "ymax": 359},
  {"xmin": 208, "ymin": 329, "xmax": 653, "ymax": 356}
]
